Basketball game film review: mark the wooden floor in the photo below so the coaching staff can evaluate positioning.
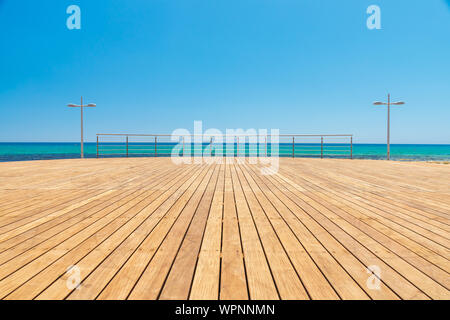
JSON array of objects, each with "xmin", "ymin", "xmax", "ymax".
[{"xmin": 0, "ymin": 157, "xmax": 448, "ymax": 300}]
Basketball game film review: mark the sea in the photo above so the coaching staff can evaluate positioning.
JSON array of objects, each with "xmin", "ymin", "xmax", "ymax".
[{"xmin": 0, "ymin": 142, "xmax": 449, "ymax": 162}]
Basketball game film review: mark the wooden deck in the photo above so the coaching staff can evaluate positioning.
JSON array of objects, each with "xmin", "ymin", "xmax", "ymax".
[{"xmin": 0, "ymin": 158, "xmax": 448, "ymax": 300}]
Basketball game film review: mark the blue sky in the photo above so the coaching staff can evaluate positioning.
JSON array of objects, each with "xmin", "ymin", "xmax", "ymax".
[{"xmin": 0, "ymin": 0, "xmax": 449, "ymax": 143}]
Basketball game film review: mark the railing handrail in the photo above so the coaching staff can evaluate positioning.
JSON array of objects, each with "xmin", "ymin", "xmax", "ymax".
[
  {"xmin": 97, "ymin": 133, "xmax": 353, "ymax": 137},
  {"xmin": 96, "ymin": 133, "xmax": 354, "ymax": 160}
]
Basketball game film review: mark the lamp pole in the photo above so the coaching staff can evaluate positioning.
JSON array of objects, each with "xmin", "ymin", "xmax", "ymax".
[
  {"xmin": 68, "ymin": 97, "xmax": 97, "ymax": 158},
  {"xmin": 373, "ymin": 94, "xmax": 405, "ymax": 160}
]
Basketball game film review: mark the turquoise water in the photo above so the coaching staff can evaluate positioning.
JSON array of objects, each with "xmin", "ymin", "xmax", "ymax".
[{"xmin": 0, "ymin": 143, "xmax": 449, "ymax": 162}]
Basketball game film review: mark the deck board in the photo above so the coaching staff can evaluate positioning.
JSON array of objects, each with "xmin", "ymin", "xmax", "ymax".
[{"xmin": 0, "ymin": 157, "xmax": 448, "ymax": 300}]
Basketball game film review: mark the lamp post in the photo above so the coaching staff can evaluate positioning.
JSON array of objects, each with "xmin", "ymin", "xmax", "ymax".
[
  {"xmin": 373, "ymin": 94, "xmax": 405, "ymax": 160},
  {"xmin": 68, "ymin": 96, "xmax": 96, "ymax": 158}
]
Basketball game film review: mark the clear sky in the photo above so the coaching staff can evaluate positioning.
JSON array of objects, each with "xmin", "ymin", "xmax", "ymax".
[{"xmin": 0, "ymin": 0, "xmax": 449, "ymax": 143}]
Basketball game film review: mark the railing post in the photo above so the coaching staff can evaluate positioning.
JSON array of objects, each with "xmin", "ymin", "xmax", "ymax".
[
  {"xmin": 182, "ymin": 137, "xmax": 185, "ymax": 157},
  {"xmin": 210, "ymin": 137, "xmax": 213, "ymax": 156},
  {"xmin": 292, "ymin": 136, "xmax": 295, "ymax": 158},
  {"xmin": 266, "ymin": 136, "xmax": 268, "ymax": 157},
  {"xmin": 350, "ymin": 136, "xmax": 353, "ymax": 160},
  {"xmin": 96, "ymin": 135, "xmax": 99, "ymax": 159},
  {"xmin": 126, "ymin": 136, "xmax": 129, "ymax": 158},
  {"xmin": 155, "ymin": 136, "xmax": 157, "ymax": 157},
  {"xmin": 257, "ymin": 136, "xmax": 261, "ymax": 158},
  {"xmin": 321, "ymin": 136, "xmax": 323, "ymax": 159},
  {"xmin": 237, "ymin": 137, "xmax": 239, "ymax": 157}
]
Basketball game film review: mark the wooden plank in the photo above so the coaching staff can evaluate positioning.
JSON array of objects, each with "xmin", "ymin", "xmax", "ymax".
[
  {"xmin": 270, "ymin": 167, "xmax": 448, "ymax": 299},
  {"xmin": 244, "ymin": 162, "xmax": 399, "ymax": 300},
  {"xmin": 219, "ymin": 164, "xmax": 248, "ymax": 300},
  {"xmin": 277, "ymin": 164, "xmax": 450, "ymax": 289},
  {"xmin": 229, "ymin": 164, "xmax": 279, "ymax": 300},
  {"xmin": 0, "ymin": 157, "xmax": 448, "ymax": 300},
  {"xmin": 0, "ymin": 165, "xmax": 185, "ymax": 265},
  {"xmin": 259, "ymin": 167, "xmax": 430, "ymax": 299},
  {"xmin": 240, "ymin": 163, "xmax": 370, "ymax": 300},
  {"xmin": 233, "ymin": 164, "xmax": 311, "ymax": 300},
  {"xmin": 160, "ymin": 165, "xmax": 223, "ymax": 300},
  {"xmin": 64, "ymin": 165, "xmax": 212, "ymax": 300},
  {"xmin": 282, "ymin": 165, "xmax": 450, "ymax": 240},
  {"xmin": 278, "ymin": 166, "xmax": 450, "ymax": 272},
  {"xmin": 2, "ymin": 164, "xmax": 200, "ymax": 299},
  {"xmin": 129, "ymin": 165, "xmax": 219, "ymax": 299},
  {"xmin": 189, "ymin": 165, "xmax": 225, "ymax": 300}
]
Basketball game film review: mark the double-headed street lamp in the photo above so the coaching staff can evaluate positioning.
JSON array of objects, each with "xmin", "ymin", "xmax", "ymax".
[
  {"xmin": 373, "ymin": 93, "xmax": 405, "ymax": 160},
  {"xmin": 68, "ymin": 96, "xmax": 96, "ymax": 158}
]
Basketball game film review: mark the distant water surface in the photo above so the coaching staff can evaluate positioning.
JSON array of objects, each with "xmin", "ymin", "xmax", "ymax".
[{"xmin": 0, "ymin": 142, "xmax": 449, "ymax": 162}]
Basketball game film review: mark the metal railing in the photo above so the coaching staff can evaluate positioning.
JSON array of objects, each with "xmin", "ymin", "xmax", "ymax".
[{"xmin": 96, "ymin": 134, "xmax": 353, "ymax": 159}]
